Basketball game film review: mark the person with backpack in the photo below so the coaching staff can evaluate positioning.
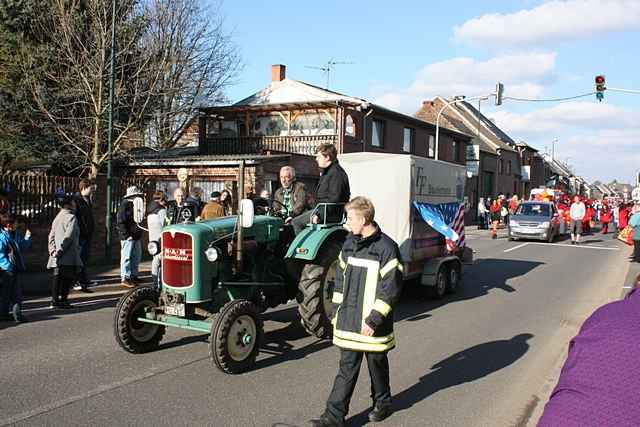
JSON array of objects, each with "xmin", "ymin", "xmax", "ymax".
[{"xmin": 117, "ymin": 186, "xmax": 144, "ymax": 288}]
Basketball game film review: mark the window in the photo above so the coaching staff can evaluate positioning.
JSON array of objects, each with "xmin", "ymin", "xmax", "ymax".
[
  {"xmin": 453, "ymin": 140, "xmax": 461, "ymax": 162},
  {"xmin": 372, "ymin": 120, "xmax": 385, "ymax": 148},
  {"xmin": 403, "ymin": 128, "xmax": 414, "ymax": 153},
  {"xmin": 345, "ymin": 114, "xmax": 356, "ymax": 137},
  {"xmin": 507, "ymin": 160, "xmax": 512, "ymax": 175},
  {"xmin": 428, "ymin": 135, "xmax": 435, "ymax": 158},
  {"xmin": 499, "ymin": 159, "xmax": 504, "ymax": 174}
]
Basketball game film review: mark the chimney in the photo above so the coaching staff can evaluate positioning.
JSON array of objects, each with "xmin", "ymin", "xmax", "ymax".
[{"xmin": 271, "ymin": 64, "xmax": 286, "ymax": 82}]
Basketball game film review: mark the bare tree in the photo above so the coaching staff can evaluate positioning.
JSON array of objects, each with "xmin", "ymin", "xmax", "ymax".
[
  {"xmin": 143, "ymin": 0, "xmax": 241, "ymax": 149},
  {"xmin": 21, "ymin": 0, "xmax": 169, "ymax": 177}
]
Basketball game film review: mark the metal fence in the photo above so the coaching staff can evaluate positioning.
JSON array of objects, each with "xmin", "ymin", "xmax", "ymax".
[
  {"xmin": 0, "ymin": 175, "xmax": 81, "ymax": 224},
  {"xmin": 0, "ymin": 174, "xmax": 156, "ymax": 224}
]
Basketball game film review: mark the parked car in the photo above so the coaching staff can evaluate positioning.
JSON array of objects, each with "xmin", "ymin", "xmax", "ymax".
[{"xmin": 508, "ymin": 201, "xmax": 560, "ymax": 242}]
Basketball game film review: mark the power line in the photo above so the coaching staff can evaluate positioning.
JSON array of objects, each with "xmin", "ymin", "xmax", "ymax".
[
  {"xmin": 503, "ymin": 92, "xmax": 596, "ymax": 103},
  {"xmin": 607, "ymin": 87, "xmax": 640, "ymax": 95}
]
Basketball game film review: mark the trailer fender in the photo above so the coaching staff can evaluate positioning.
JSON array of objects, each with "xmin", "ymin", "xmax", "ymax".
[
  {"xmin": 285, "ymin": 225, "xmax": 347, "ymax": 262},
  {"xmin": 420, "ymin": 256, "xmax": 462, "ymax": 287}
]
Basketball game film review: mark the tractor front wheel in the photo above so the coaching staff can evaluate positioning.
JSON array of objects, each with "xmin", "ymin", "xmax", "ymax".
[
  {"xmin": 114, "ymin": 286, "xmax": 165, "ymax": 353},
  {"xmin": 298, "ymin": 241, "xmax": 341, "ymax": 339},
  {"xmin": 210, "ymin": 300, "xmax": 263, "ymax": 374}
]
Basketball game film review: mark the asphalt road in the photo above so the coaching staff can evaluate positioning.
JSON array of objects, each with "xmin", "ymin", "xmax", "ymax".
[{"xmin": 0, "ymin": 229, "xmax": 631, "ymax": 427}]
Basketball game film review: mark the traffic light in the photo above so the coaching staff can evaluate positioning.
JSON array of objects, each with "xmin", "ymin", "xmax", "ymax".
[
  {"xmin": 495, "ymin": 82, "xmax": 504, "ymax": 106},
  {"xmin": 595, "ymin": 75, "xmax": 605, "ymax": 102}
]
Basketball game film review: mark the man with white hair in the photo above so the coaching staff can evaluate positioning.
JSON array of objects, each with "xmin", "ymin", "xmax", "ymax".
[{"xmin": 274, "ymin": 166, "xmax": 308, "ymax": 224}]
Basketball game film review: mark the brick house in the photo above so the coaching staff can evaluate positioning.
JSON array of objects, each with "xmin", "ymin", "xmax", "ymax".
[
  {"xmin": 416, "ymin": 97, "xmax": 523, "ymax": 223},
  {"xmin": 514, "ymin": 141, "xmax": 545, "ymax": 197},
  {"xmin": 123, "ymin": 65, "xmax": 471, "ymax": 202}
]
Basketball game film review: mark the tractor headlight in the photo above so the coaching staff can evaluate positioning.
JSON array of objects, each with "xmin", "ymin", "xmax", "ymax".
[
  {"xmin": 147, "ymin": 241, "xmax": 160, "ymax": 256},
  {"xmin": 205, "ymin": 246, "xmax": 220, "ymax": 262}
]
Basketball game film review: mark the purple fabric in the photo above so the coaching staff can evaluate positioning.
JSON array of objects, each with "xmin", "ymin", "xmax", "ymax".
[{"xmin": 538, "ymin": 289, "xmax": 640, "ymax": 427}]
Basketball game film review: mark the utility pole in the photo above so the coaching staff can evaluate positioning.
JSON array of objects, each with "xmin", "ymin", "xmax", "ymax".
[{"xmin": 105, "ymin": 0, "xmax": 117, "ymax": 261}]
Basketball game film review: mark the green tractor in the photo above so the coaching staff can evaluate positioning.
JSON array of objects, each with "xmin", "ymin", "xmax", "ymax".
[{"xmin": 114, "ymin": 199, "xmax": 346, "ymax": 374}]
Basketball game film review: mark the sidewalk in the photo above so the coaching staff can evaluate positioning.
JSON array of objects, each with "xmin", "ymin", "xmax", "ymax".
[{"xmin": 20, "ymin": 260, "xmax": 153, "ymax": 299}]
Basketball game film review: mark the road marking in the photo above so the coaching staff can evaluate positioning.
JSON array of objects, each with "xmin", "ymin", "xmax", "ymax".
[
  {"xmin": 503, "ymin": 241, "xmax": 619, "ymax": 253},
  {"xmin": 0, "ymin": 357, "xmax": 209, "ymax": 426},
  {"xmin": 503, "ymin": 243, "xmax": 529, "ymax": 253},
  {"xmin": 528, "ymin": 242, "xmax": 619, "ymax": 251}
]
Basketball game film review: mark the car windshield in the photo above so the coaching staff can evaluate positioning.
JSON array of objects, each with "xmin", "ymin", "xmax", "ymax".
[{"xmin": 516, "ymin": 204, "xmax": 550, "ymax": 217}]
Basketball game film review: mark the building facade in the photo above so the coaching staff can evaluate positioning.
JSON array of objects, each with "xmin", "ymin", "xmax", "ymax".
[{"xmin": 123, "ymin": 65, "xmax": 471, "ymax": 204}]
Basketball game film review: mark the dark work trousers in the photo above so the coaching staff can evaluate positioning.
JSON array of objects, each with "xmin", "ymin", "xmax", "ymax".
[
  {"xmin": 291, "ymin": 210, "xmax": 313, "ymax": 235},
  {"xmin": 78, "ymin": 238, "xmax": 91, "ymax": 283},
  {"xmin": 634, "ymin": 240, "xmax": 640, "ymax": 263},
  {"xmin": 325, "ymin": 349, "xmax": 391, "ymax": 424},
  {"xmin": 51, "ymin": 266, "xmax": 76, "ymax": 304}
]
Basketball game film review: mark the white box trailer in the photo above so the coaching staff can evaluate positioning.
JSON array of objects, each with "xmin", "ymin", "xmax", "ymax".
[{"xmin": 338, "ymin": 152, "xmax": 467, "ymax": 297}]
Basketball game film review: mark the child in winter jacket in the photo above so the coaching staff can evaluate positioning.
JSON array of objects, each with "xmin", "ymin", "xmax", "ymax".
[{"xmin": 0, "ymin": 213, "xmax": 32, "ymax": 322}]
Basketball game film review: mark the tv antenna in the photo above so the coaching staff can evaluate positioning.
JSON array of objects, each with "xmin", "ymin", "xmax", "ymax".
[{"xmin": 305, "ymin": 58, "xmax": 354, "ymax": 89}]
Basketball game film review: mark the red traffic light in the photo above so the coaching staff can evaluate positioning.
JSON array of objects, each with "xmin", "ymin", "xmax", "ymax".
[{"xmin": 595, "ymin": 75, "xmax": 605, "ymax": 84}]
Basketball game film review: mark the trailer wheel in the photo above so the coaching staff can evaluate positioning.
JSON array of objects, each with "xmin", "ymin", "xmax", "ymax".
[
  {"xmin": 210, "ymin": 300, "xmax": 263, "ymax": 374},
  {"xmin": 114, "ymin": 286, "xmax": 165, "ymax": 353},
  {"xmin": 298, "ymin": 241, "xmax": 341, "ymax": 339},
  {"xmin": 446, "ymin": 262, "xmax": 461, "ymax": 294},
  {"xmin": 427, "ymin": 265, "xmax": 447, "ymax": 299}
]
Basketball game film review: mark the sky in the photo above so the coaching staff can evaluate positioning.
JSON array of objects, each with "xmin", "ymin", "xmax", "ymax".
[{"xmin": 219, "ymin": 0, "xmax": 640, "ymax": 185}]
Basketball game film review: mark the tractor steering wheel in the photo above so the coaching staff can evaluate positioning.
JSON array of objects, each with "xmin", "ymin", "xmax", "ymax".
[{"xmin": 268, "ymin": 199, "xmax": 290, "ymax": 219}]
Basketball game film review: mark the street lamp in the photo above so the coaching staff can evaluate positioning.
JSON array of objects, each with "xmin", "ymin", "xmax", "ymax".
[
  {"xmin": 105, "ymin": 0, "xmax": 117, "ymax": 261},
  {"xmin": 435, "ymin": 95, "xmax": 490, "ymax": 160}
]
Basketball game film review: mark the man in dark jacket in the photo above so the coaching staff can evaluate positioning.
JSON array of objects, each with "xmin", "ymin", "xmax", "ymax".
[
  {"xmin": 310, "ymin": 197, "xmax": 403, "ymax": 427},
  {"xmin": 73, "ymin": 179, "xmax": 95, "ymax": 292},
  {"xmin": 117, "ymin": 186, "xmax": 144, "ymax": 288},
  {"xmin": 166, "ymin": 187, "xmax": 199, "ymax": 224},
  {"xmin": 273, "ymin": 166, "xmax": 308, "ymax": 224},
  {"xmin": 292, "ymin": 143, "xmax": 350, "ymax": 234}
]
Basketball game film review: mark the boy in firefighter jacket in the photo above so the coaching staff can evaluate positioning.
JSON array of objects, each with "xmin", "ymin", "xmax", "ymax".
[{"xmin": 310, "ymin": 196, "xmax": 403, "ymax": 427}]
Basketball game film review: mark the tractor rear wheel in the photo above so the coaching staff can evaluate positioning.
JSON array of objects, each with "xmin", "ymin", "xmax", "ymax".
[
  {"xmin": 210, "ymin": 299, "xmax": 263, "ymax": 374},
  {"xmin": 298, "ymin": 241, "xmax": 341, "ymax": 339},
  {"xmin": 114, "ymin": 286, "xmax": 165, "ymax": 353}
]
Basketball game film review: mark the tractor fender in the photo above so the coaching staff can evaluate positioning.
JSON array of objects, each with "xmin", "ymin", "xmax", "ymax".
[
  {"xmin": 285, "ymin": 225, "xmax": 347, "ymax": 262},
  {"xmin": 420, "ymin": 256, "xmax": 462, "ymax": 287}
]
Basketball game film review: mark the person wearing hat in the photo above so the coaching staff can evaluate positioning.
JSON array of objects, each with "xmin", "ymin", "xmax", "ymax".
[
  {"xmin": 117, "ymin": 186, "xmax": 144, "ymax": 288},
  {"xmin": 200, "ymin": 191, "xmax": 225, "ymax": 220},
  {"xmin": 47, "ymin": 194, "xmax": 82, "ymax": 309}
]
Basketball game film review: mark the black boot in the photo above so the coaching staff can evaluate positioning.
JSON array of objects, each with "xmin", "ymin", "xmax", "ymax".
[
  {"xmin": 368, "ymin": 405, "xmax": 393, "ymax": 422},
  {"xmin": 308, "ymin": 415, "xmax": 343, "ymax": 427},
  {"xmin": 50, "ymin": 273, "xmax": 61, "ymax": 309}
]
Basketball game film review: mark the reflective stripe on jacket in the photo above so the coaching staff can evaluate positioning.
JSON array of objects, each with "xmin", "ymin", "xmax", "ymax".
[{"xmin": 331, "ymin": 224, "xmax": 403, "ymax": 352}]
